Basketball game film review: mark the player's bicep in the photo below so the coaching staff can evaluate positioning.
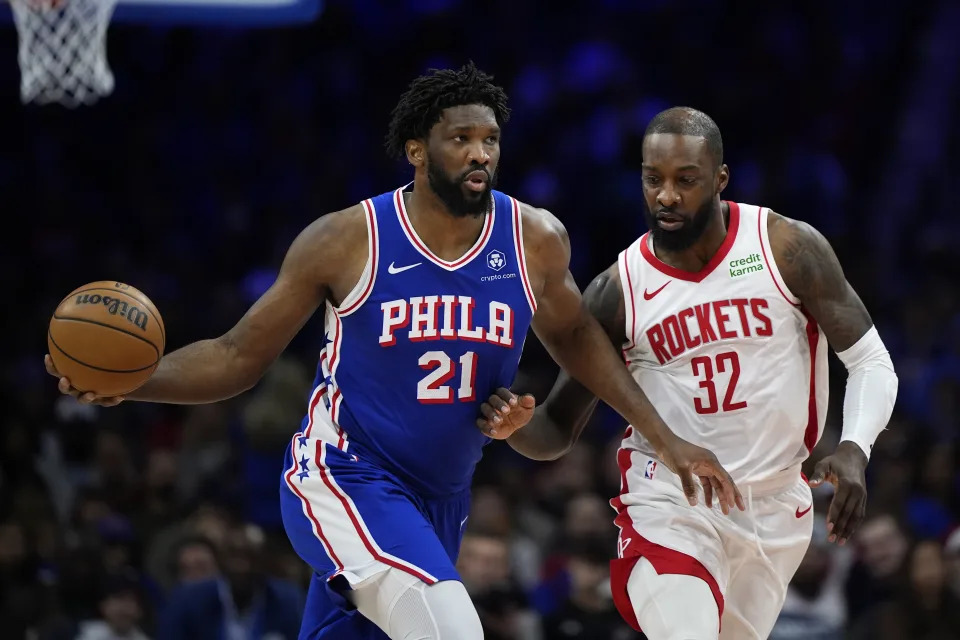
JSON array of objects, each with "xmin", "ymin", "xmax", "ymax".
[
  {"xmin": 223, "ymin": 215, "xmax": 340, "ymax": 372},
  {"xmin": 541, "ymin": 264, "xmax": 627, "ymax": 415},
  {"xmin": 527, "ymin": 214, "xmax": 585, "ymax": 345},
  {"xmin": 770, "ymin": 213, "xmax": 872, "ymax": 351}
]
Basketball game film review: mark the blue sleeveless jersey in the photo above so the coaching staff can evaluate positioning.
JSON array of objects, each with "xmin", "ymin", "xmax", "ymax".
[{"xmin": 300, "ymin": 186, "xmax": 537, "ymax": 497}]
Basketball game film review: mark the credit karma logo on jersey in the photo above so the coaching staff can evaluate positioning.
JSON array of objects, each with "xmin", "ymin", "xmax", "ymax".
[
  {"xmin": 729, "ymin": 253, "xmax": 765, "ymax": 278},
  {"xmin": 481, "ymin": 249, "xmax": 517, "ymax": 282}
]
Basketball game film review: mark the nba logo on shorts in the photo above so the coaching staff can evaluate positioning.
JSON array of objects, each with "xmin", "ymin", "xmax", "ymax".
[{"xmin": 644, "ymin": 459, "xmax": 657, "ymax": 479}]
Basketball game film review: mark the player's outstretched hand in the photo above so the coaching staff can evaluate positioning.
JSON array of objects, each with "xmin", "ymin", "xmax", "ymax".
[
  {"xmin": 659, "ymin": 435, "xmax": 745, "ymax": 515},
  {"xmin": 476, "ymin": 387, "xmax": 536, "ymax": 439},
  {"xmin": 808, "ymin": 441, "xmax": 868, "ymax": 546},
  {"xmin": 44, "ymin": 354, "xmax": 125, "ymax": 407}
]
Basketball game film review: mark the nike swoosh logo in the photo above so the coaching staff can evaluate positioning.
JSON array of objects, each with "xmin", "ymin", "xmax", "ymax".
[
  {"xmin": 643, "ymin": 281, "xmax": 671, "ymax": 300},
  {"xmin": 795, "ymin": 505, "xmax": 812, "ymax": 518},
  {"xmin": 388, "ymin": 261, "xmax": 422, "ymax": 275}
]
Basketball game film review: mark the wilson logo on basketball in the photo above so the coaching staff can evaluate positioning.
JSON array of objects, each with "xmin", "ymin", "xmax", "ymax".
[{"xmin": 75, "ymin": 294, "xmax": 150, "ymax": 331}]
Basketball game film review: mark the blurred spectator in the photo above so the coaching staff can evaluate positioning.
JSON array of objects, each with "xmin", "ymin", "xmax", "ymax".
[
  {"xmin": 156, "ymin": 523, "xmax": 304, "ymax": 640},
  {"xmin": 844, "ymin": 512, "xmax": 910, "ymax": 626},
  {"xmin": 541, "ymin": 538, "xmax": 638, "ymax": 640},
  {"xmin": 457, "ymin": 528, "xmax": 540, "ymax": 640},
  {"xmin": 856, "ymin": 539, "xmax": 960, "ymax": 639},
  {"xmin": 171, "ymin": 535, "xmax": 221, "ymax": 585},
  {"xmin": 74, "ymin": 572, "xmax": 151, "ymax": 640}
]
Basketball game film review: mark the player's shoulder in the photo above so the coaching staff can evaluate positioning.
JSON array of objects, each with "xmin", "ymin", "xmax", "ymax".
[
  {"xmin": 511, "ymin": 197, "xmax": 568, "ymax": 250},
  {"xmin": 284, "ymin": 203, "xmax": 368, "ymax": 276},
  {"xmin": 299, "ymin": 203, "xmax": 368, "ymax": 249},
  {"xmin": 764, "ymin": 208, "xmax": 831, "ymax": 255}
]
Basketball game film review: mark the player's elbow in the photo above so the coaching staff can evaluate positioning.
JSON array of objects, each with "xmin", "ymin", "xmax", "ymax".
[
  {"xmin": 507, "ymin": 437, "xmax": 572, "ymax": 461},
  {"xmin": 217, "ymin": 334, "xmax": 267, "ymax": 394}
]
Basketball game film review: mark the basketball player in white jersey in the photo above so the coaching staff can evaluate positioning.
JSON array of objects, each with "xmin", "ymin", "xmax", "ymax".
[{"xmin": 476, "ymin": 107, "xmax": 898, "ymax": 639}]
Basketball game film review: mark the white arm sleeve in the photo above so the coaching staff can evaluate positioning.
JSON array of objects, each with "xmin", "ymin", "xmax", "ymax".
[{"xmin": 835, "ymin": 326, "xmax": 898, "ymax": 459}]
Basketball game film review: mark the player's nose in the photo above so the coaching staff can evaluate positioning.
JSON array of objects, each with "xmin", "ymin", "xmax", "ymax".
[
  {"xmin": 466, "ymin": 142, "xmax": 491, "ymax": 166},
  {"xmin": 656, "ymin": 184, "xmax": 681, "ymax": 207}
]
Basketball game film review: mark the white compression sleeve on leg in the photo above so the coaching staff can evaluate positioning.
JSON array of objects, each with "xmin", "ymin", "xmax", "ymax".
[
  {"xmin": 349, "ymin": 568, "xmax": 483, "ymax": 640},
  {"xmin": 627, "ymin": 557, "xmax": 719, "ymax": 640},
  {"xmin": 835, "ymin": 326, "xmax": 898, "ymax": 459}
]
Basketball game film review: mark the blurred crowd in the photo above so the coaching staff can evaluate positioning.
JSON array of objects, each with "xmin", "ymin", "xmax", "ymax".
[{"xmin": 2, "ymin": 0, "xmax": 960, "ymax": 638}]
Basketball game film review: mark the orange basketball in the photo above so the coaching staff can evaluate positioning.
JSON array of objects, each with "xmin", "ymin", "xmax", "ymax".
[{"xmin": 47, "ymin": 281, "xmax": 166, "ymax": 396}]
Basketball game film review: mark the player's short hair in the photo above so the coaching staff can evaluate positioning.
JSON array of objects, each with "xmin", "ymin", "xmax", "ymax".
[
  {"xmin": 385, "ymin": 61, "xmax": 511, "ymax": 159},
  {"xmin": 644, "ymin": 106, "xmax": 724, "ymax": 169}
]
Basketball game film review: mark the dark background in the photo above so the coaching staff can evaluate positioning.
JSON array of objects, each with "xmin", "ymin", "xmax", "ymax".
[{"xmin": 1, "ymin": 1, "xmax": 958, "ymax": 638}]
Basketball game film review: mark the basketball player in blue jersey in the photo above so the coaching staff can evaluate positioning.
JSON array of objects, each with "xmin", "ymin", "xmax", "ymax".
[{"xmin": 45, "ymin": 64, "xmax": 743, "ymax": 640}]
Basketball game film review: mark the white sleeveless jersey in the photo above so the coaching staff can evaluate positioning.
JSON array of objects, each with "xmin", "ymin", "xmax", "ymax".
[{"xmin": 618, "ymin": 202, "xmax": 829, "ymax": 488}]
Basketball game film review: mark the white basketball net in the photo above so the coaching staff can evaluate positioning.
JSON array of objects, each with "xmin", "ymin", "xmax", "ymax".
[{"xmin": 10, "ymin": 0, "xmax": 119, "ymax": 107}]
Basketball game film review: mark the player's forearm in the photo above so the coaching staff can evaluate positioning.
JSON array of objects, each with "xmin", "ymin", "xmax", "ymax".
[
  {"xmin": 507, "ymin": 375, "xmax": 599, "ymax": 460},
  {"xmin": 836, "ymin": 326, "xmax": 899, "ymax": 458},
  {"xmin": 127, "ymin": 336, "xmax": 260, "ymax": 404},
  {"xmin": 542, "ymin": 311, "xmax": 672, "ymax": 452}
]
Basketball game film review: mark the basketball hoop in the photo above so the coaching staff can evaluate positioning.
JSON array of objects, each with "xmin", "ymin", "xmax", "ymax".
[{"xmin": 9, "ymin": 0, "xmax": 119, "ymax": 107}]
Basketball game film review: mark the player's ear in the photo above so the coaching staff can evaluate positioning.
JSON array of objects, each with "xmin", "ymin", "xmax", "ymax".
[
  {"xmin": 716, "ymin": 164, "xmax": 729, "ymax": 193},
  {"xmin": 406, "ymin": 139, "xmax": 425, "ymax": 168}
]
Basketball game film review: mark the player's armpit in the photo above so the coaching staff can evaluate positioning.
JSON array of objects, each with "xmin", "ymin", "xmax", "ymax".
[{"xmin": 767, "ymin": 211, "xmax": 873, "ymax": 351}]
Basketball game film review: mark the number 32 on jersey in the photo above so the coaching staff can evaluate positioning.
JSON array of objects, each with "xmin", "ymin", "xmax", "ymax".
[
  {"xmin": 417, "ymin": 351, "xmax": 477, "ymax": 403},
  {"xmin": 691, "ymin": 350, "xmax": 747, "ymax": 414}
]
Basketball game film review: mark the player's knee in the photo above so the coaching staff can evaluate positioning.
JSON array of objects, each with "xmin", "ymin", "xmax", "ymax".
[
  {"xmin": 628, "ymin": 557, "xmax": 719, "ymax": 640},
  {"xmin": 426, "ymin": 580, "xmax": 483, "ymax": 639},
  {"xmin": 389, "ymin": 579, "xmax": 482, "ymax": 640}
]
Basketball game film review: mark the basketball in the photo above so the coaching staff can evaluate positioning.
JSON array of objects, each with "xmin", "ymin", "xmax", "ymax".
[{"xmin": 47, "ymin": 281, "xmax": 166, "ymax": 396}]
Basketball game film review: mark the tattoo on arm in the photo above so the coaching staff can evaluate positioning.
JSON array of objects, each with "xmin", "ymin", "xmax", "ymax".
[
  {"xmin": 770, "ymin": 212, "xmax": 872, "ymax": 351},
  {"xmin": 583, "ymin": 265, "xmax": 627, "ymax": 345}
]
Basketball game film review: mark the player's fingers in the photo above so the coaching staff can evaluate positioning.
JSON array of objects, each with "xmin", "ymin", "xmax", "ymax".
[
  {"xmin": 487, "ymin": 394, "xmax": 511, "ymax": 414},
  {"xmin": 475, "ymin": 417, "xmax": 498, "ymax": 437},
  {"xmin": 808, "ymin": 460, "xmax": 831, "ymax": 487},
  {"xmin": 712, "ymin": 477, "xmax": 730, "ymax": 515},
  {"xmin": 829, "ymin": 492, "xmax": 855, "ymax": 543},
  {"xmin": 708, "ymin": 462, "xmax": 744, "ymax": 512},
  {"xmin": 102, "ymin": 396, "xmax": 125, "ymax": 407},
  {"xmin": 78, "ymin": 392, "xmax": 98, "ymax": 404},
  {"xmin": 518, "ymin": 393, "xmax": 536, "ymax": 409},
  {"xmin": 847, "ymin": 493, "xmax": 868, "ymax": 543},
  {"xmin": 494, "ymin": 387, "xmax": 518, "ymax": 407},
  {"xmin": 44, "ymin": 354, "xmax": 60, "ymax": 377},
  {"xmin": 699, "ymin": 475, "xmax": 713, "ymax": 510},
  {"xmin": 479, "ymin": 404, "xmax": 502, "ymax": 423},
  {"xmin": 825, "ymin": 484, "xmax": 848, "ymax": 541},
  {"xmin": 835, "ymin": 484, "xmax": 866, "ymax": 544},
  {"xmin": 57, "ymin": 377, "xmax": 77, "ymax": 396},
  {"xmin": 678, "ymin": 467, "xmax": 698, "ymax": 507}
]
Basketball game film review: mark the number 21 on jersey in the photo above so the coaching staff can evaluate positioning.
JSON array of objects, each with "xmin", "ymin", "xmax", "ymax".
[{"xmin": 417, "ymin": 351, "xmax": 477, "ymax": 404}]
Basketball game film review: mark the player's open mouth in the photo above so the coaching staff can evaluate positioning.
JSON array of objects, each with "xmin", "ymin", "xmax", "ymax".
[{"xmin": 464, "ymin": 170, "xmax": 489, "ymax": 192}]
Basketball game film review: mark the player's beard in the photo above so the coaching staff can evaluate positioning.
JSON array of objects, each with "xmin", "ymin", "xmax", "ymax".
[
  {"xmin": 645, "ymin": 195, "xmax": 715, "ymax": 252},
  {"xmin": 427, "ymin": 155, "xmax": 496, "ymax": 218}
]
